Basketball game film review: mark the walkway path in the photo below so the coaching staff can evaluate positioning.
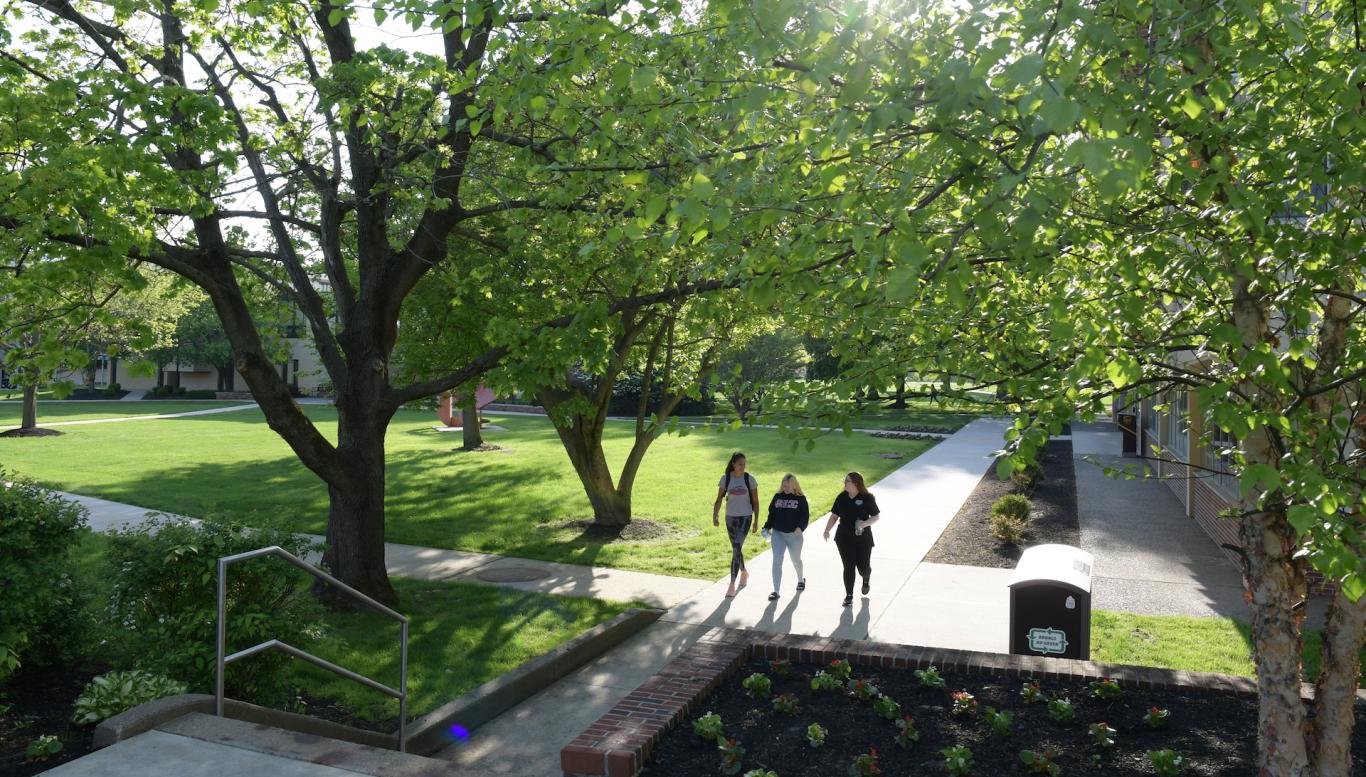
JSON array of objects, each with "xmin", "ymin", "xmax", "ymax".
[{"xmin": 0, "ymin": 403, "xmax": 257, "ymax": 431}]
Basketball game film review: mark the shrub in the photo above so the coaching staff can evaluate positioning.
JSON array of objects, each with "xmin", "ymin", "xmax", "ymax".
[
  {"xmin": 1020, "ymin": 680, "xmax": 1043, "ymax": 704},
  {"xmin": 1046, "ymin": 696, "xmax": 1076, "ymax": 725},
  {"xmin": 990, "ymin": 512, "xmax": 1030, "ymax": 545},
  {"xmin": 811, "ymin": 670, "xmax": 841, "ymax": 692},
  {"xmin": 743, "ymin": 771, "xmax": 777, "ymax": 777},
  {"xmin": 718, "ymin": 738, "xmax": 745, "ymax": 776},
  {"xmin": 985, "ymin": 706, "xmax": 1013, "ymax": 736},
  {"xmin": 1091, "ymin": 677, "xmax": 1122, "ymax": 700},
  {"xmin": 914, "ymin": 666, "xmax": 946, "ymax": 689},
  {"xmin": 742, "ymin": 672, "xmax": 772, "ymax": 699},
  {"xmin": 1020, "ymin": 749, "xmax": 1060, "ymax": 776},
  {"xmin": 872, "ymin": 694, "xmax": 900, "ymax": 720},
  {"xmin": 950, "ymin": 690, "xmax": 978, "ymax": 717},
  {"xmin": 894, "ymin": 715, "xmax": 918, "ymax": 749},
  {"xmin": 103, "ymin": 382, "xmax": 122, "ymax": 396},
  {"xmin": 105, "ymin": 515, "xmax": 321, "ymax": 704},
  {"xmin": 1147, "ymin": 749, "xmax": 1187, "ymax": 776},
  {"xmin": 828, "ymin": 659, "xmax": 853, "ymax": 681},
  {"xmin": 848, "ymin": 749, "xmax": 882, "ymax": 777},
  {"xmin": 1011, "ymin": 459, "xmax": 1044, "ymax": 488},
  {"xmin": 1089, "ymin": 721, "xmax": 1118, "ymax": 750},
  {"xmin": 25, "ymin": 735, "xmax": 62, "ymax": 762},
  {"xmin": 1144, "ymin": 707, "xmax": 1171, "ymax": 729},
  {"xmin": 769, "ymin": 658, "xmax": 792, "ymax": 677},
  {"xmin": 692, "ymin": 712, "xmax": 723, "ymax": 741},
  {"xmin": 848, "ymin": 677, "xmax": 879, "ymax": 702},
  {"xmin": 806, "ymin": 723, "xmax": 828, "ymax": 748},
  {"xmin": 0, "ymin": 475, "xmax": 88, "ymax": 683},
  {"xmin": 991, "ymin": 494, "xmax": 1031, "ymax": 522},
  {"xmin": 941, "ymin": 746, "xmax": 973, "ymax": 776},
  {"xmin": 772, "ymin": 693, "xmax": 799, "ymax": 717},
  {"xmin": 72, "ymin": 671, "xmax": 188, "ymax": 725}
]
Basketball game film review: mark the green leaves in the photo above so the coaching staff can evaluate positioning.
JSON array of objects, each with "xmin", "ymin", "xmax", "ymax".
[{"xmin": 1105, "ymin": 354, "xmax": 1142, "ymax": 389}]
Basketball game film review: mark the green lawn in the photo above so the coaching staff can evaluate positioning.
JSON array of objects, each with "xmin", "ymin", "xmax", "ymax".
[
  {"xmin": 293, "ymin": 578, "xmax": 633, "ymax": 721},
  {"xmin": 67, "ymin": 531, "xmax": 631, "ymax": 722},
  {"xmin": 0, "ymin": 400, "xmax": 253, "ymax": 425},
  {"xmin": 1, "ymin": 407, "xmax": 934, "ymax": 578},
  {"xmin": 1092, "ymin": 610, "xmax": 1366, "ymax": 684}
]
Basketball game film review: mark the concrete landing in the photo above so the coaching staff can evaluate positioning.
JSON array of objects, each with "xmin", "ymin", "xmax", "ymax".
[{"xmin": 42, "ymin": 713, "xmax": 453, "ymax": 777}]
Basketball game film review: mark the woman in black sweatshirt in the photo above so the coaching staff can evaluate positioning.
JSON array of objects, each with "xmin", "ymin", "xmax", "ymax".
[{"xmin": 763, "ymin": 474, "xmax": 809, "ymax": 600}]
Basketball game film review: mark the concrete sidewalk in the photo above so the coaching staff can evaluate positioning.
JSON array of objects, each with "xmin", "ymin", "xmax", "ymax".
[{"xmin": 61, "ymin": 491, "xmax": 709, "ymax": 609}]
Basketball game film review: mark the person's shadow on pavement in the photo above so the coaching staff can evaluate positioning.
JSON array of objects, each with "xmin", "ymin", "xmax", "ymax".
[
  {"xmin": 834, "ymin": 598, "xmax": 873, "ymax": 640},
  {"xmin": 755, "ymin": 589, "xmax": 802, "ymax": 634}
]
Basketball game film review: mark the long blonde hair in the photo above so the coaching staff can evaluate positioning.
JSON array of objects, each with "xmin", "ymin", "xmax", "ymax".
[{"xmin": 781, "ymin": 474, "xmax": 804, "ymax": 496}]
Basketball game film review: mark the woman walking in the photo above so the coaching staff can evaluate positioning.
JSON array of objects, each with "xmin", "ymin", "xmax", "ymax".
[
  {"xmin": 713, "ymin": 452, "xmax": 759, "ymax": 597},
  {"xmin": 763, "ymin": 474, "xmax": 809, "ymax": 600},
  {"xmin": 822, "ymin": 471, "xmax": 881, "ymax": 607}
]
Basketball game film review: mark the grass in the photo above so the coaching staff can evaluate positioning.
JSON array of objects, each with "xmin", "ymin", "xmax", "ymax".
[
  {"xmin": 64, "ymin": 531, "xmax": 631, "ymax": 722},
  {"xmin": 1092, "ymin": 610, "xmax": 1366, "ymax": 684},
  {"xmin": 0, "ymin": 400, "xmax": 253, "ymax": 425},
  {"xmin": 294, "ymin": 578, "xmax": 634, "ymax": 721},
  {"xmin": 1, "ymin": 408, "xmax": 934, "ymax": 578}
]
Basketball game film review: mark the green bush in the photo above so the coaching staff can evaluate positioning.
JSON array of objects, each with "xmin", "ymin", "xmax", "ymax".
[
  {"xmin": 991, "ymin": 494, "xmax": 1031, "ymax": 522},
  {"xmin": 990, "ymin": 512, "xmax": 1030, "ymax": 545},
  {"xmin": 0, "ymin": 475, "xmax": 88, "ymax": 683},
  {"xmin": 72, "ymin": 670, "xmax": 188, "ymax": 725},
  {"xmin": 105, "ymin": 516, "xmax": 322, "ymax": 704},
  {"xmin": 1011, "ymin": 459, "xmax": 1045, "ymax": 489},
  {"xmin": 103, "ymin": 382, "xmax": 122, "ymax": 396}
]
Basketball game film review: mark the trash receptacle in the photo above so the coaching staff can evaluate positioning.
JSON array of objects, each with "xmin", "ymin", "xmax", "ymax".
[
  {"xmin": 1117, "ymin": 413, "xmax": 1138, "ymax": 455},
  {"xmin": 1008, "ymin": 544, "xmax": 1093, "ymax": 660}
]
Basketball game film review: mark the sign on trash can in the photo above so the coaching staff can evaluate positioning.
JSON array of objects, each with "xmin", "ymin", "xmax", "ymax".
[{"xmin": 1008, "ymin": 544, "xmax": 1093, "ymax": 660}]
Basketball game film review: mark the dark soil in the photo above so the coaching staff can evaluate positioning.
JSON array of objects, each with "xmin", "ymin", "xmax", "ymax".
[
  {"xmin": 642, "ymin": 658, "xmax": 1366, "ymax": 776},
  {"xmin": 558, "ymin": 518, "xmax": 676, "ymax": 541},
  {"xmin": 0, "ymin": 428, "xmax": 63, "ymax": 437},
  {"xmin": 924, "ymin": 440, "xmax": 1079, "ymax": 569},
  {"xmin": 65, "ymin": 389, "xmax": 128, "ymax": 400},
  {"xmin": 0, "ymin": 665, "xmax": 99, "ymax": 777},
  {"xmin": 450, "ymin": 443, "xmax": 504, "ymax": 453},
  {"xmin": 868, "ymin": 431, "xmax": 945, "ymax": 441},
  {"xmin": 293, "ymin": 692, "xmax": 397, "ymax": 734},
  {"xmin": 884, "ymin": 424, "xmax": 957, "ymax": 434}
]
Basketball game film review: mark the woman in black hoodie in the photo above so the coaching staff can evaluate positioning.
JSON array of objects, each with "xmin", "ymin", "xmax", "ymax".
[{"xmin": 763, "ymin": 474, "xmax": 809, "ymax": 601}]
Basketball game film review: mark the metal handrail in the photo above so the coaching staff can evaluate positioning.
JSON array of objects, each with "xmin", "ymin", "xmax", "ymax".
[{"xmin": 216, "ymin": 546, "xmax": 410, "ymax": 752}]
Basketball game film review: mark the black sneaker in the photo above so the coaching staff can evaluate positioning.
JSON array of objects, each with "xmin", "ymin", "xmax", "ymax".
[
  {"xmin": 842, "ymin": 595, "xmax": 853, "ymax": 607},
  {"xmin": 796, "ymin": 579, "xmax": 806, "ymax": 592},
  {"xmin": 862, "ymin": 577, "xmax": 871, "ymax": 595},
  {"xmin": 768, "ymin": 591, "xmax": 780, "ymax": 601}
]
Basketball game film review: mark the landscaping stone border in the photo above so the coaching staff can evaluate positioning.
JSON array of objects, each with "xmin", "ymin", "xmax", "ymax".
[{"xmin": 560, "ymin": 627, "xmax": 1366, "ymax": 777}]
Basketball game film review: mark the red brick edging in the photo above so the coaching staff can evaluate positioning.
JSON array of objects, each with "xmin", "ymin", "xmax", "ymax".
[{"xmin": 561, "ymin": 627, "xmax": 1278, "ymax": 777}]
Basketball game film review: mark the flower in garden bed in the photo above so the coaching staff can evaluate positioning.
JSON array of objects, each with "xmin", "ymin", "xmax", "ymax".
[
  {"xmin": 1089, "ymin": 721, "xmax": 1118, "ymax": 750},
  {"xmin": 848, "ymin": 677, "xmax": 880, "ymax": 702},
  {"xmin": 1090, "ymin": 677, "xmax": 1122, "ymax": 700},
  {"xmin": 1144, "ymin": 706, "xmax": 1172, "ymax": 729},
  {"xmin": 941, "ymin": 746, "xmax": 974, "ymax": 776},
  {"xmin": 692, "ymin": 711, "xmax": 723, "ymax": 741},
  {"xmin": 1020, "ymin": 680, "xmax": 1043, "ymax": 704},
  {"xmin": 1147, "ymin": 748, "xmax": 1187, "ymax": 776},
  {"xmin": 806, "ymin": 722, "xmax": 828, "ymax": 748},
  {"xmin": 772, "ymin": 693, "xmax": 799, "ymax": 717},
  {"xmin": 769, "ymin": 658, "xmax": 792, "ymax": 677},
  {"xmin": 743, "ymin": 771, "xmax": 777, "ymax": 777},
  {"xmin": 950, "ymin": 690, "xmax": 978, "ymax": 717},
  {"xmin": 811, "ymin": 670, "xmax": 841, "ymax": 692},
  {"xmin": 1046, "ymin": 696, "xmax": 1076, "ymax": 725},
  {"xmin": 872, "ymin": 694, "xmax": 901, "ymax": 720},
  {"xmin": 894, "ymin": 715, "xmax": 919, "ymax": 749},
  {"xmin": 985, "ymin": 706, "xmax": 1013, "ymax": 736},
  {"xmin": 915, "ymin": 665, "xmax": 946, "ymax": 689},
  {"xmin": 1020, "ymin": 749, "xmax": 1061, "ymax": 776},
  {"xmin": 829, "ymin": 659, "xmax": 853, "ymax": 681},
  {"xmin": 718, "ymin": 738, "xmax": 746, "ymax": 776},
  {"xmin": 742, "ymin": 672, "xmax": 772, "ymax": 699},
  {"xmin": 848, "ymin": 748, "xmax": 882, "ymax": 777}
]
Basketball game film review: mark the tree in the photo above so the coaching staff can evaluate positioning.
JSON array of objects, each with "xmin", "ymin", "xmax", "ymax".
[
  {"xmin": 716, "ymin": 326, "xmax": 807, "ymax": 420},
  {"xmin": 0, "ymin": 0, "xmax": 865, "ymax": 602}
]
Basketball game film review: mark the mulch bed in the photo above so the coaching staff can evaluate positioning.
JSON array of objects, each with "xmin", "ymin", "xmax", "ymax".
[
  {"xmin": 641, "ymin": 658, "xmax": 1366, "ymax": 776},
  {"xmin": 293, "ymin": 692, "xmax": 397, "ymax": 734},
  {"xmin": 0, "ymin": 665, "xmax": 99, "ymax": 777},
  {"xmin": 924, "ymin": 440, "xmax": 1079, "ymax": 569}
]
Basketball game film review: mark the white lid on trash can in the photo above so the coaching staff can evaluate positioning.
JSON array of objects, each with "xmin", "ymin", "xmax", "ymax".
[{"xmin": 1008, "ymin": 544, "xmax": 1094, "ymax": 594}]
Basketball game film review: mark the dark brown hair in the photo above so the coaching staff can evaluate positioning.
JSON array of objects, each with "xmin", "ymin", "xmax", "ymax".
[
  {"xmin": 845, "ymin": 471, "xmax": 870, "ymax": 496},
  {"xmin": 725, "ymin": 452, "xmax": 747, "ymax": 477}
]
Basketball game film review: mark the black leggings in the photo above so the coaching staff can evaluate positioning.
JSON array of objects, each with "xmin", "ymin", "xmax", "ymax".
[
  {"xmin": 835, "ymin": 532, "xmax": 873, "ymax": 596},
  {"xmin": 726, "ymin": 514, "xmax": 752, "ymax": 582}
]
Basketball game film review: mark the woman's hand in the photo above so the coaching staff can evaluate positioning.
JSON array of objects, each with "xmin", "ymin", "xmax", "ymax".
[
  {"xmin": 794, "ymin": 527, "xmax": 802, "ymax": 535},
  {"xmin": 712, "ymin": 514, "xmax": 719, "ymax": 528},
  {"xmin": 823, "ymin": 528, "xmax": 831, "ymax": 541},
  {"xmin": 855, "ymin": 520, "xmax": 867, "ymax": 532}
]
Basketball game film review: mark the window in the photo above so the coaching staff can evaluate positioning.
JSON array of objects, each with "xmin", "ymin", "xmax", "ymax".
[
  {"xmin": 1166, "ymin": 391, "xmax": 1190, "ymax": 459},
  {"xmin": 1201, "ymin": 425, "xmax": 1239, "ymax": 497}
]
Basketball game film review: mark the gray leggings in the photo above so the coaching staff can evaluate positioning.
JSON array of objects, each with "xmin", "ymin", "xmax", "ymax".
[
  {"xmin": 770, "ymin": 529, "xmax": 804, "ymax": 591},
  {"xmin": 726, "ymin": 514, "xmax": 752, "ymax": 582}
]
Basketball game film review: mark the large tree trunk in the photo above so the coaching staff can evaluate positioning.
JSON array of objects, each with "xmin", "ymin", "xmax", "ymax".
[
  {"xmin": 1240, "ymin": 506, "xmax": 1311, "ymax": 776},
  {"xmin": 21, "ymin": 383, "xmax": 37, "ymax": 430},
  {"xmin": 550, "ymin": 414, "xmax": 632, "ymax": 528},
  {"xmin": 321, "ymin": 402, "xmax": 398, "ymax": 606},
  {"xmin": 890, "ymin": 375, "xmax": 908, "ymax": 409},
  {"xmin": 1310, "ymin": 586, "xmax": 1366, "ymax": 774},
  {"xmin": 461, "ymin": 394, "xmax": 483, "ymax": 449}
]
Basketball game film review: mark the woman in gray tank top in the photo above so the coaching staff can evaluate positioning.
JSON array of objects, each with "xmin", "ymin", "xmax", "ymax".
[{"xmin": 712, "ymin": 451, "xmax": 758, "ymax": 597}]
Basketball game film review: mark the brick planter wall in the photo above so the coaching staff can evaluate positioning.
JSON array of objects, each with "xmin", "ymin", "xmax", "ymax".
[{"xmin": 561, "ymin": 627, "xmax": 1365, "ymax": 777}]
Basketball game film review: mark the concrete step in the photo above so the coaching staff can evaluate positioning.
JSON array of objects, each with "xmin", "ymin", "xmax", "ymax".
[{"xmin": 44, "ymin": 713, "xmax": 465, "ymax": 777}]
